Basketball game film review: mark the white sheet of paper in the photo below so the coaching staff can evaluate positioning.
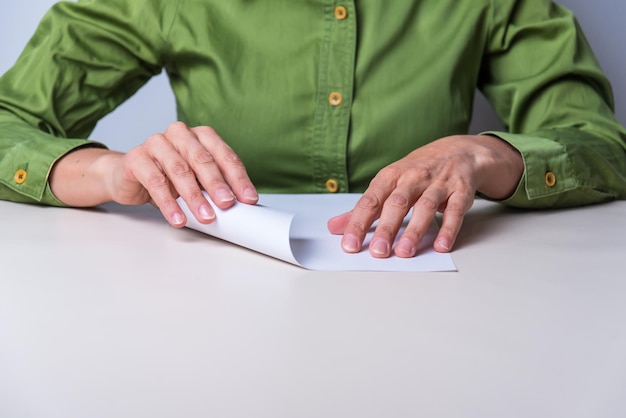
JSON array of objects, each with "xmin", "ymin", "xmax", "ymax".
[{"xmin": 178, "ymin": 193, "xmax": 457, "ymax": 272}]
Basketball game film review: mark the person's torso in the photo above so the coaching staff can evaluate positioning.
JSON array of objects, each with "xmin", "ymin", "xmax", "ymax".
[{"xmin": 165, "ymin": 0, "xmax": 492, "ymax": 192}]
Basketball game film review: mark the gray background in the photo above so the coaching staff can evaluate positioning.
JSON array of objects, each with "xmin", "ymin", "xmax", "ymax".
[{"xmin": 1, "ymin": 0, "xmax": 624, "ymax": 152}]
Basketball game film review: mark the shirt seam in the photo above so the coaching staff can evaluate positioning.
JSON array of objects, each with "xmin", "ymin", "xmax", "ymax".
[
  {"xmin": 486, "ymin": 0, "xmax": 495, "ymax": 47},
  {"xmin": 160, "ymin": 0, "xmax": 184, "ymax": 63}
]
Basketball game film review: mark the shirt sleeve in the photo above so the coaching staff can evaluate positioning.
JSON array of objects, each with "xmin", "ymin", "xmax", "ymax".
[
  {"xmin": 0, "ymin": 0, "xmax": 174, "ymax": 205},
  {"xmin": 479, "ymin": 0, "xmax": 626, "ymax": 208}
]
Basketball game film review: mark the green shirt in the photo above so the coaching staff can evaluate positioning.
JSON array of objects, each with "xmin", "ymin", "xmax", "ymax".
[{"xmin": 1, "ymin": 0, "xmax": 626, "ymax": 207}]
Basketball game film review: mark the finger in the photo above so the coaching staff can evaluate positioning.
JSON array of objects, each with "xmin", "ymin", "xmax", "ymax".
[
  {"xmin": 433, "ymin": 190, "xmax": 473, "ymax": 253},
  {"xmin": 369, "ymin": 191, "xmax": 416, "ymax": 258},
  {"xmin": 126, "ymin": 146, "xmax": 189, "ymax": 227},
  {"xmin": 163, "ymin": 123, "xmax": 235, "ymax": 211},
  {"xmin": 390, "ymin": 185, "xmax": 448, "ymax": 258},
  {"xmin": 142, "ymin": 132, "xmax": 216, "ymax": 225},
  {"xmin": 191, "ymin": 125, "xmax": 258, "ymax": 206},
  {"xmin": 339, "ymin": 191, "xmax": 386, "ymax": 254},
  {"xmin": 327, "ymin": 211, "xmax": 351, "ymax": 235}
]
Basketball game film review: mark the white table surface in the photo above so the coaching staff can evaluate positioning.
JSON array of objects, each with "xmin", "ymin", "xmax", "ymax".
[{"xmin": 1, "ymin": 197, "xmax": 625, "ymax": 418}]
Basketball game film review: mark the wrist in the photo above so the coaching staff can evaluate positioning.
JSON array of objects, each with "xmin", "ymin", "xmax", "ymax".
[
  {"xmin": 50, "ymin": 147, "xmax": 122, "ymax": 206},
  {"xmin": 91, "ymin": 151, "xmax": 125, "ymax": 204},
  {"xmin": 472, "ymin": 134, "xmax": 524, "ymax": 200}
]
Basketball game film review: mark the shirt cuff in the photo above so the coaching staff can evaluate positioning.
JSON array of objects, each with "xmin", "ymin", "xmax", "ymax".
[
  {"xmin": 0, "ymin": 135, "xmax": 107, "ymax": 206},
  {"xmin": 480, "ymin": 131, "xmax": 579, "ymax": 207}
]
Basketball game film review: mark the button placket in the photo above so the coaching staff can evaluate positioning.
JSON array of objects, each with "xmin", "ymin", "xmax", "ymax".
[{"xmin": 310, "ymin": 2, "xmax": 356, "ymax": 193}]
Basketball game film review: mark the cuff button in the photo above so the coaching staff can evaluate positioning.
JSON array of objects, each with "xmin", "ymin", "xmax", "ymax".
[
  {"xmin": 545, "ymin": 171, "xmax": 556, "ymax": 187},
  {"xmin": 325, "ymin": 179, "xmax": 339, "ymax": 193},
  {"xmin": 14, "ymin": 169, "xmax": 28, "ymax": 185}
]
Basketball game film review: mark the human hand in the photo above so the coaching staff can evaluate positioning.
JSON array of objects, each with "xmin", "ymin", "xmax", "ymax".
[
  {"xmin": 108, "ymin": 122, "xmax": 259, "ymax": 226},
  {"xmin": 50, "ymin": 122, "xmax": 258, "ymax": 227},
  {"xmin": 327, "ymin": 135, "xmax": 524, "ymax": 258}
]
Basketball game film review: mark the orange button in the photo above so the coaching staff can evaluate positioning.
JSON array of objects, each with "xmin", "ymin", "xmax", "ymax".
[
  {"xmin": 329, "ymin": 92, "xmax": 343, "ymax": 106},
  {"xmin": 325, "ymin": 179, "xmax": 339, "ymax": 193},
  {"xmin": 545, "ymin": 171, "xmax": 556, "ymax": 187},
  {"xmin": 334, "ymin": 6, "xmax": 348, "ymax": 20},
  {"xmin": 14, "ymin": 169, "xmax": 27, "ymax": 184}
]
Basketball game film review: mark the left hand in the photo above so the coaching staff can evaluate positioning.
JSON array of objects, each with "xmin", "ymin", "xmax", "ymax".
[{"xmin": 327, "ymin": 135, "xmax": 524, "ymax": 258}]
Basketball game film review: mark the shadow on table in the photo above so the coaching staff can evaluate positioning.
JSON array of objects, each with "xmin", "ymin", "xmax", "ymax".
[
  {"xmin": 450, "ymin": 201, "xmax": 525, "ymax": 251},
  {"xmin": 96, "ymin": 202, "xmax": 165, "ymax": 224}
]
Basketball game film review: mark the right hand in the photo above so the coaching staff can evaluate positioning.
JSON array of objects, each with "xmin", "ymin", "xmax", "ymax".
[{"xmin": 51, "ymin": 122, "xmax": 258, "ymax": 227}]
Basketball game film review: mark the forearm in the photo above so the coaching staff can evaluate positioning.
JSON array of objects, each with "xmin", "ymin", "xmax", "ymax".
[{"xmin": 49, "ymin": 147, "xmax": 122, "ymax": 207}]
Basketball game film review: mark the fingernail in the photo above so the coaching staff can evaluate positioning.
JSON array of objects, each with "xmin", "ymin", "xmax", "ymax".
[
  {"xmin": 172, "ymin": 212, "xmax": 185, "ymax": 226},
  {"xmin": 371, "ymin": 239, "xmax": 390, "ymax": 256},
  {"xmin": 199, "ymin": 204, "xmax": 215, "ymax": 221},
  {"xmin": 243, "ymin": 187, "xmax": 258, "ymax": 202},
  {"xmin": 342, "ymin": 235, "xmax": 360, "ymax": 253},
  {"xmin": 216, "ymin": 189, "xmax": 235, "ymax": 203},
  {"xmin": 395, "ymin": 238, "xmax": 416, "ymax": 257},
  {"xmin": 437, "ymin": 237, "xmax": 451, "ymax": 251}
]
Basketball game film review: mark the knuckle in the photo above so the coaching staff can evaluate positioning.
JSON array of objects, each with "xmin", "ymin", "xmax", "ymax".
[
  {"xmin": 146, "ymin": 172, "xmax": 169, "ymax": 190},
  {"xmin": 386, "ymin": 193, "xmax": 410, "ymax": 209},
  {"xmin": 348, "ymin": 220, "xmax": 369, "ymax": 236},
  {"xmin": 445, "ymin": 209, "xmax": 465, "ymax": 222},
  {"xmin": 193, "ymin": 149, "xmax": 216, "ymax": 165},
  {"xmin": 232, "ymin": 175, "xmax": 252, "ymax": 187},
  {"xmin": 207, "ymin": 178, "xmax": 229, "ymax": 191},
  {"xmin": 166, "ymin": 121, "xmax": 189, "ymax": 133},
  {"xmin": 371, "ymin": 166, "xmax": 401, "ymax": 188},
  {"xmin": 356, "ymin": 193, "xmax": 381, "ymax": 210},
  {"xmin": 416, "ymin": 195, "xmax": 438, "ymax": 212},
  {"xmin": 405, "ymin": 166, "xmax": 432, "ymax": 183},
  {"xmin": 170, "ymin": 160, "xmax": 193, "ymax": 178},
  {"xmin": 379, "ymin": 165, "xmax": 402, "ymax": 180},
  {"xmin": 375, "ymin": 223, "xmax": 396, "ymax": 237},
  {"xmin": 448, "ymin": 192, "xmax": 475, "ymax": 214},
  {"xmin": 187, "ymin": 188, "xmax": 205, "ymax": 202},
  {"xmin": 444, "ymin": 202, "xmax": 466, "ymax": 217},
  {"xmin": 440, "ymin": 224, "xmax": 460, "ymax": 239},
  {"xmin": 125, "ymin": 147, "xmax": 142, "ymax": 162},
  {"xmin": 157, "ymin": 197, "xmax": 178, "ymax": 212},
  {"xmin": 145, "ymin": 133, "xmax": 167, "ymax": 147},
  {"xmin": 223, "ymin": 148, "xmax": 243, "ymax": 165},
  {"xmin": 460, "ymin": 188, "xmax": 477, "ymax": 204},
  {"xmin": 192, "ymin": 125, "xmax": 218, "ymax": 138},
  {"xmin": 402, "ymin": 227, "xmax": 424, "ymax": 244}
]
